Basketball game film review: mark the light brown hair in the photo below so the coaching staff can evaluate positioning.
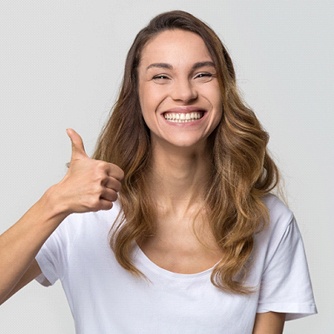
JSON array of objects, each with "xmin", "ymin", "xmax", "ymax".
[{"xmin": 93, "ymin": 10, "xmax": 279, "ymax": 294}]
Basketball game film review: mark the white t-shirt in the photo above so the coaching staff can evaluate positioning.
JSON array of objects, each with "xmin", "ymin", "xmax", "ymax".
[{"xmin": 36, "ymin": 194, "xmax": 317, "ymax": 334}]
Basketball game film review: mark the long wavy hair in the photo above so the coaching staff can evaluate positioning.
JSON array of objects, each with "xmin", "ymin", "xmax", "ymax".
[{"xmin": 93, "ymin": 10, "xmax": 279, "ymax": 294}]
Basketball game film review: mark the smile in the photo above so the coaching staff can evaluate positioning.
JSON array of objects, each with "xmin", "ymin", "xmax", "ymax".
[{"xmin": 163, "ymin": 112, "xmax": 204, "ymax": 123}]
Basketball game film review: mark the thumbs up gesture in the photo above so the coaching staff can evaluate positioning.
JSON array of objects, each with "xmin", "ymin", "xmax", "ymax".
[{"xmin": 52, "ymin": 129, "xmax": 124, "ymax": 215}]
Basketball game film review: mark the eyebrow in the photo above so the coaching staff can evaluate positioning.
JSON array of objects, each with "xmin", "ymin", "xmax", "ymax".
[{"xmin": 146, "ymin": 61, "xmax": 215, "ymax": 71}]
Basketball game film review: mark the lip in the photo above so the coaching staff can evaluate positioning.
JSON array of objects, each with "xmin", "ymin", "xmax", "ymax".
[{"xmin": 163, "ymin": 106, "xmax": 207, "ymax": 114}]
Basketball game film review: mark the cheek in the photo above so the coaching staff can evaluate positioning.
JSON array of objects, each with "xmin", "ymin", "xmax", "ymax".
[
  {"xmin": 139, "ymin": 96, "xmax": 153, "ymax": 124},
  {"xmin": 138, "ymin": 88, "xmax": 150, "ymax": 121},
  {"xmin": 210, "ymin": 87, "xmax": 223, "ymax": 116},
  {"xmin": 139, "ymin": 85, "xmax": 166, "ymax": 122},
  {"xmin": 210, "ymin": 91, "xmax": 223, "ymax": 129},
  {"xmin": 138, "ymin": 88, "xmax": 156, "ymax": 130},
  {"xmin": 138, "ymin": 82, "xmax": 154, "ymax": 110}
]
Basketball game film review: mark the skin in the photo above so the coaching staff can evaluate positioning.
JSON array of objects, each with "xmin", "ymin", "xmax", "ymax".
[
  {"xmin": 0, "ymin": 29, "xmax": 285, "ymax": 333},
  {"xmin": 253, "ymin": 312, "xmax": 285, "ymax": 333},
  {"xmin": 138, "ymin": 29, "xmax": 222, "ymax": 152}
]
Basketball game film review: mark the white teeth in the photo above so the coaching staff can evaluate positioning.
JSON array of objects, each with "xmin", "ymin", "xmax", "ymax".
[{"xmin": 164, "ymin": 112, "xmax": 203, "ymax": 122}]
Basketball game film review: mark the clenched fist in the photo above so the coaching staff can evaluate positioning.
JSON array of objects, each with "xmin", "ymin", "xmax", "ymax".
[{"xmin": 50, "ymin": 129, "xmax": 124, "ymax": 215}]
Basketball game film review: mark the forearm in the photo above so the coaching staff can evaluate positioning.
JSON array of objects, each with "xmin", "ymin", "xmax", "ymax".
[{"xmin": 0, "ymin": 186, "xmax": 68, "ymax": 303}]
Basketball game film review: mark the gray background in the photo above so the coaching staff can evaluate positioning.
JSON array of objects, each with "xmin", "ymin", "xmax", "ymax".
[{"xmin": 0, "ymin": 0, "xmax": 333, "ymax": 333}]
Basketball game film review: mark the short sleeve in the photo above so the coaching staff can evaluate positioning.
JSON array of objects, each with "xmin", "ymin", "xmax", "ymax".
[
  {"xmin": 257, "ymin": 218, "xmax": 317, "ymax": 320},
  {"xmin": 35, "ymin": 217, "xmax": 73, "ymax": 286},
  {"xmin": 34, "ymin": 207, "xmax": 118, "ymax": 287}
]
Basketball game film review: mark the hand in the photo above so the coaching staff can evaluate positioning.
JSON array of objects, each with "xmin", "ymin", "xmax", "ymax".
[{"xmin": 50, "ymin": 129, "xmax": 124, "ymax": 215}]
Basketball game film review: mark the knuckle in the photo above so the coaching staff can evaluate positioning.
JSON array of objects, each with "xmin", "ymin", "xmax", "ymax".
[
  {"xmin": 87, "ymin": 197, "xmax": 100, "ymax": 209},
  {"xmin": 97, "ymin": 161, "xmax": 107, "ymax": 170}
]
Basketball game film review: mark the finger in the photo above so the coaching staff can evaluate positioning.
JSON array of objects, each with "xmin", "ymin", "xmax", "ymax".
[
  {"xmin": 100, "ymin": 188, "xmax": 119, "ymax": 203},
  {"xmin": 98, "ymin": 198, "xmax": 115, "ymax": 211},
  {"xmin": 66, "ymin": 128, "xmax": 88, "ymax": 162},
  {"xmin": 107, "ymin": 164, "xmax": 124, "ymax": 182},
  {"xmin": 103, "ymin": 177, "xmax": 122, "ymax": 192}
]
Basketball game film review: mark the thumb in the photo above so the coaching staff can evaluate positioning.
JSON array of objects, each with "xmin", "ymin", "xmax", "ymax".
[{"xmin": 66, "ymin": 128, "xmax": 88, "ymax": 162}]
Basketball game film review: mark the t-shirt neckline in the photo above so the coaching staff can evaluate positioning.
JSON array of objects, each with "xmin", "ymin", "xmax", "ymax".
[{"xmin": 134, "ymin": 243, "xmax": 215, "ymax": 281}]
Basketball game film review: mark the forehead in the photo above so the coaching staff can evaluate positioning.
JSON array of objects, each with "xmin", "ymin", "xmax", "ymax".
[{"xmin": 139, "ymin": 29, "xmax": 213, "ymax": 67}]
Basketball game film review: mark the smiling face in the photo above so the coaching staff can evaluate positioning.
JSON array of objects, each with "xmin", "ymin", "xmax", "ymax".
[{"xmin": 137, "ymin": 29, "xmax": 222, "ymax": 151}]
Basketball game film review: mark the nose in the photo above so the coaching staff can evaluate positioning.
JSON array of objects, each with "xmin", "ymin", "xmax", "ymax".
[{"xmin": 170, "ymin": 79, "xmax": 198, "ymax": 103}]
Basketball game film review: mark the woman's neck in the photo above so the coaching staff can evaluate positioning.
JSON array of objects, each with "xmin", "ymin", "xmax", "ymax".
[{"xmin": 148, "ymin": 142, "xmax": 212, "ymax": 216}]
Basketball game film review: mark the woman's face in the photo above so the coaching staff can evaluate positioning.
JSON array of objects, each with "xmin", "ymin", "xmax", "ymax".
[{"xmin": 137, "ymin": 29, "xmax": 222, "ymax": 151}]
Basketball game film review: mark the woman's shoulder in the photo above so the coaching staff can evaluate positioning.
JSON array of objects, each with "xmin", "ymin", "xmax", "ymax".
[
  {"xmin": 259, "ymin": 193, "xmax": 295, "ymax": 239},
  {"xmin": 262, "ymin": 193, "xmax": 293, "ymax": 222},
  {"xmin": 253, "ymin": 194, "xmax": 300, "ymax": 266}
]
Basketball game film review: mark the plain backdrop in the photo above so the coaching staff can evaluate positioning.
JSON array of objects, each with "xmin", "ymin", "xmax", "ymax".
[{"xmin": 0, "ymin": 1, "xmax": 333, "ymax": 333}]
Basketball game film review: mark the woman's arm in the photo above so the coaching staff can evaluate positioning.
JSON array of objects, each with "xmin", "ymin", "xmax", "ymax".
[
  {"xmin": 1, "ymin": 260, "xmax": 42, "ymax": 304},
  {"xmin": 0, "ymin": 191, "xmax": 71, "ymax": 304},
  {"xmin": 0, "ymin": 129, "xmax": 123, "ymax": 304},
  {"xmin": 253, "ymin": 312, "xmax": 285, "ymax": 334}
]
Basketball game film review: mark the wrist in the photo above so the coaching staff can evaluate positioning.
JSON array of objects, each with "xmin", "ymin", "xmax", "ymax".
[{"xmin": 38, "ymin": 184, "xmax": 72, "ymax": 222}]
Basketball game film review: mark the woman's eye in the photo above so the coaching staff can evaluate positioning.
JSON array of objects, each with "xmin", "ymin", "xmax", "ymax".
[
  {"xmin": 194, "ymin": 72, "xmax": 214, "ymax": 81},
  {"xmin": 153, "ymin": 74, "xmax": 170, "ymax": 81}
]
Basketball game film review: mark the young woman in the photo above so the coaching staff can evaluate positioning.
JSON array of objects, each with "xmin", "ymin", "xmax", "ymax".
[{"xmin": 0, "ymin": 10, "xmax": 316, "ymax": 333}]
